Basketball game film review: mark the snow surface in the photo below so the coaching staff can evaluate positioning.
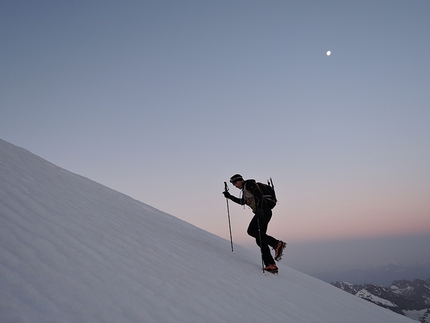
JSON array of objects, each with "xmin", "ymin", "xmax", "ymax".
[
  {"xmin": 0, "ymin": 138, "xmax": 414, "ymax": 323},
  {"xmin": 355, "ymin": 289, "xmax": 397, "ymax": 307}
]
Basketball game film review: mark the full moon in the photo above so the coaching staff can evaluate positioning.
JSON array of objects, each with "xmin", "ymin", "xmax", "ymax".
[{"xmin": 326, "ymin": 50, "xmax": 331, "ymax": 56}]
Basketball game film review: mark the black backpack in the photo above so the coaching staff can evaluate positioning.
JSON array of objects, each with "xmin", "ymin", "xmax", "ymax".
[{"xmin": 257, "ymin": 178, "xmax": 277, "ymax": 209}]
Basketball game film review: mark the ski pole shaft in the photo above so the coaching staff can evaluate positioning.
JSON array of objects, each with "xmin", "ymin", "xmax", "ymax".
[
  {"xmin": 256, "ymin": 217, "xmax": 265, "ymax": 273},
  {"xmin": 224, "ymin": 182, "xmax": 234, "ymax": 252}
]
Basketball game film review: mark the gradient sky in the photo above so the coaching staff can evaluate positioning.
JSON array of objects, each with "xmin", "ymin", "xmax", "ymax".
[{"xmin": 1, "ymin": 1, "xmax": 430, "ymax": 273}]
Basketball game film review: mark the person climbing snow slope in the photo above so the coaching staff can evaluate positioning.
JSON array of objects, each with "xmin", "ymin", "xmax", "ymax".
[{"xmin": 223, "ymin": 174, "xmax": 286, "ymax": 274}]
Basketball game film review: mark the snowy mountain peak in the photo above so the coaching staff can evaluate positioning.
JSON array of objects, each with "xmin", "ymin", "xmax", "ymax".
[
  {"xmin": 332, "ymin": 279, "xmax": 430, "ymax": 322},
  {"xmin": 0, "ymin": 139, "xmax": 414, "ymax": 323}
]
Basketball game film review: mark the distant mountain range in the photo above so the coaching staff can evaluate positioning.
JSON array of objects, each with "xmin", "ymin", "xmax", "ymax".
[
  {"xmin": 332, "ymin": 278, "xmax": 430, "ymax": 322},
  {"xmin": 312, "ymin": 263, "xmax": 430, "ymax": 286}
]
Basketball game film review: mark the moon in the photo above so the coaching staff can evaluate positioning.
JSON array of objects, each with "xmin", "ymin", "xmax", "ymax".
[{"xmin": 326, "ymin": 50, "xmax": 331, "ymax": 56}]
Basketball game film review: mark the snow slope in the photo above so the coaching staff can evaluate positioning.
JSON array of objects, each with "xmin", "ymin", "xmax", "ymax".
[{"xmin": 0, "ymin": 139, "xmax": 414, "ymax": 323}]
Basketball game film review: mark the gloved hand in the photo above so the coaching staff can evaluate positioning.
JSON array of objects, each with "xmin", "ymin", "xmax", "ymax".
[
  {"xmin": 255, "ymin": 209, "xmax": 264, "ymax": 220},
  {"xmin": 223, "ymin": 191, "xmax": 232, "ymax": 199}
]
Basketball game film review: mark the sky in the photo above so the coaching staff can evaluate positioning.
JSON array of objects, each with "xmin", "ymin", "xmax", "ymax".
[{"xmin": 1, "ymin": 0, "xmax": 430, "ymax": 273}]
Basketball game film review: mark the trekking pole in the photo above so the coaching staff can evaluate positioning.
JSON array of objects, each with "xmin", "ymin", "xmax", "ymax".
[
  {"xmin": 224, "ymin": 182, "xmax": 234, "ymax": 252},
  {"xmin": 256, "ymin": 216, "xmax": 265, "ymax": 273}
]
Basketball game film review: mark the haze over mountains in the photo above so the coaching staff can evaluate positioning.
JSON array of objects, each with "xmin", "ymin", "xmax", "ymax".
[
  {"xmin": 315, "ymin": 263, "xmax": 430, "ymax": 286},
  {"xmin": 0, "ymin": 138, "xmax": 414, "ymax": 322}
]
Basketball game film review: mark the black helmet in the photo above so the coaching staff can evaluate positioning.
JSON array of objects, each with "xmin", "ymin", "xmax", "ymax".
[{"xmin": 230, "ymin": 174, "xmax": 243, "ymax": 184}]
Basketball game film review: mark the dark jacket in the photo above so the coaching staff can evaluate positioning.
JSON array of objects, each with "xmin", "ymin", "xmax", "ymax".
[{"xmin": 229, "ymin": 179, "xmax": 263, "ymax": 213}]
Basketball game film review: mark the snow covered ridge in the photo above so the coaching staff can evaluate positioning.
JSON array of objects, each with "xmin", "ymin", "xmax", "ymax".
[
  {"xmin": 0, "ymin": 138, "xmax": 414, "ymax": 323},
  {"xmin": 332, "ymin": 280, "xmax": 430, "ymax": 322}
]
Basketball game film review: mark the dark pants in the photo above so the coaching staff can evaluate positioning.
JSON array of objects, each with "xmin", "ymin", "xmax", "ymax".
[{"xmin": 247, "ymin": 207, "xmax": 278, "ymax": 266}]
